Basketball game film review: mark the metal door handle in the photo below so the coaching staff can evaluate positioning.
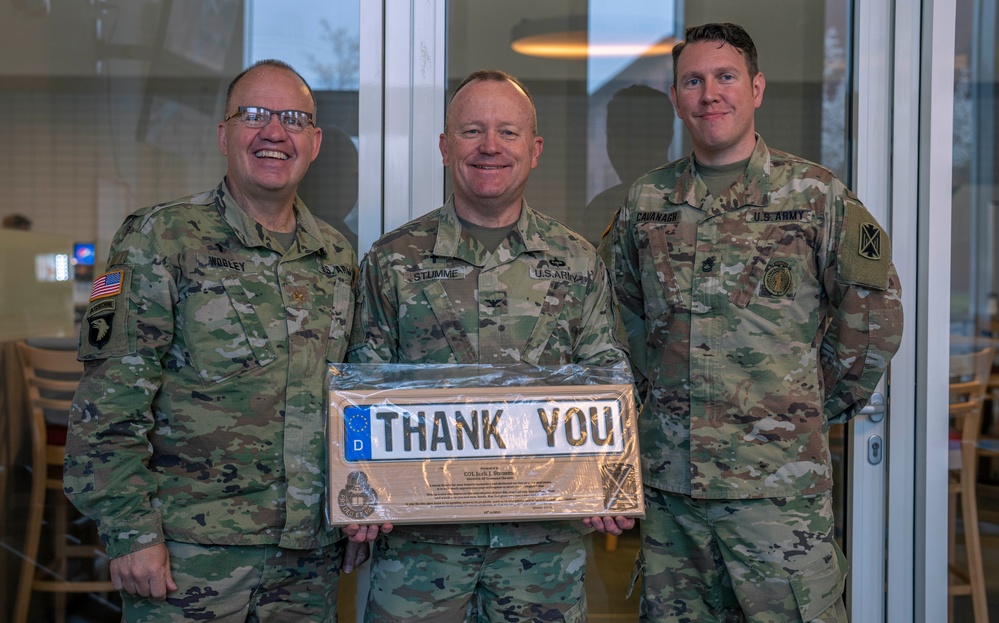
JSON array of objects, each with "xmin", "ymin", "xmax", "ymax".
[{"xmin": 859, "ymin": 392, "xmax": 886, "ymax": 422}]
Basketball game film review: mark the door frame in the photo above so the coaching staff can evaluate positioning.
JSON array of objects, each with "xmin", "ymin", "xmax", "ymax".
[{"xmin": 366, "ymin": 1, "xmax": 957, "ymax": 620}]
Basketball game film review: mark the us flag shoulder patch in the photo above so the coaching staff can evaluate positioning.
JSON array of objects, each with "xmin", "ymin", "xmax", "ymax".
[{"xmin": 90, "ymin": 270, "xmax": 124, "ymax": 301}]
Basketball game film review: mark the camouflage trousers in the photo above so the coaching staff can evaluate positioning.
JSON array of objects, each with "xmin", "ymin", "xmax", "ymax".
[
  {"xmin": 364, "ymin": 534, "xmax": 587, "ymax": 623},
  {"xmin": 121, "ymin": 539, "xmax": 345, "ymax": 622},
  {"xmin": 637, "ymin": 487, "xmax": 848, "ymax": 623}
]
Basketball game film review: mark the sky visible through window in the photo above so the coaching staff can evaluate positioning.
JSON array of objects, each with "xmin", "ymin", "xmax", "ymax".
[
  {"xmin": 588, "ymin": 0, "xmax": 675, "ymax": 93},
  {"xmin": 246, "ymin": 1, "xmax": 361, "ymax": 91}
]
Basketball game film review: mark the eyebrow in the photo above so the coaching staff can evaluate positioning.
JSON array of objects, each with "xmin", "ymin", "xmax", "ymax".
[{"xmin": 679, "ymin": 64, "xmax": 743, "ymax": 81}]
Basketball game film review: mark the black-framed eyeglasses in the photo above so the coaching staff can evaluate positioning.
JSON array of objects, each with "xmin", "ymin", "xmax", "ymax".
[{"xmin": 224, "ymin": 106, "xmax": 315, "ymax": 133}]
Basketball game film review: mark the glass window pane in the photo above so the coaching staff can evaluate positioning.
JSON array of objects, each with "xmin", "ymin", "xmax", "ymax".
[
  {"xmin": 949, "ymin": 0, "xmax": 999, "ymax": 619},
  {"xmin": 0, "ymin": 2, "xmax": 359, "ymax": 620},
  {"xmin": 446, "ymin": 1, "xmax": 852, "ymax": 617}
]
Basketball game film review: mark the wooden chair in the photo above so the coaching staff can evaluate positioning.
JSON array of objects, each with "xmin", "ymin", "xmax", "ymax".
[
  {"xmin": 13, "ymin": 342, "xmax": 114, "ymax": 623},
  {"xmin": 947, "ymin": 347, "xmax": 993, "ymax": 623}
]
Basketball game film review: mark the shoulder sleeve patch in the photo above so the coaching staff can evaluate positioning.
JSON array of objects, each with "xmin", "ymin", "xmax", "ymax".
[
  {"xmin": 838, "ymin": 201, "xmax": 891, "ymax": 290},
  {"xmin": 79, "ymin": 266, "xmax": 133, "ymax": 360}
]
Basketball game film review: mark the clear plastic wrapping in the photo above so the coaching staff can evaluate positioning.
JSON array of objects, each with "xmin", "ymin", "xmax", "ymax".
[{"xmin": 325, "ymin": 362, "xmax": 644, "ymax": 526}]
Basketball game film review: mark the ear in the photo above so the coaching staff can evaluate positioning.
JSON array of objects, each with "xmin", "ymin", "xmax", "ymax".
[
  {"xmin": 439, "ymin": 133, "xmax": 449, "ymax": 166},
  {"xmin": 752, "ymin": 72, "xmax": 766, "ymax": 108},
  {"xmin": 669, "ymin": 84, "xmax": 679, "ymax": 110},
  {"xmin": 530, "ymin": 136, "xmax": 544, "ymax": 169},
  {"xmin": 309, "ymin": 127, "xmax": 323, "ymax": 163},
  {"xmin": 218, "ymin": 122, "xmax": 228, "ymax": 156}
]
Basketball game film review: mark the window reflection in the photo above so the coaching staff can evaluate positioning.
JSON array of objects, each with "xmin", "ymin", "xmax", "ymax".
[
  {"xmin": 0, "ymin": 2, "xmax": 360, "ymax": 620},
  {"xmin": 948, "ymin": 0, "xmax": 999, "ymax": 619},
  {"xmin": 447, "ymin": 1, "xmax": 852, "ymax": 618}
]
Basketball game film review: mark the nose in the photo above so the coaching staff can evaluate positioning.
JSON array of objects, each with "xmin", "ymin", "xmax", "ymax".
[
  {"xmin": 478, "ymin": 130, "xmax": 501, "ymax": 154},
  {"xmin": 259, "ymin": 114, "xmax": 289, "ymax": 139},
  {"xmin": 700, "ymin": 78, "xmax": 720, "ymax": 103}
]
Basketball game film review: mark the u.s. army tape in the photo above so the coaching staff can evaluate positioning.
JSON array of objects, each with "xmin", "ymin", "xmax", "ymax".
[{"xmin": 327, "ymin": 384, "xmax": 644, "ymax": 525}]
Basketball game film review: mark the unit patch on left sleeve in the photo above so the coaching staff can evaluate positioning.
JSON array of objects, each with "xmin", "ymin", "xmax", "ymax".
[
  {"xmin": 79, "ymin": 267, "xmax": 132, "ymax": 359},
  {"xmin": 838, "ymin": 201, "xmax": 891, "ymax": 290},
  {"xmin": 858, "ymin": 223, "xmax": 883, "ymax": 260}
]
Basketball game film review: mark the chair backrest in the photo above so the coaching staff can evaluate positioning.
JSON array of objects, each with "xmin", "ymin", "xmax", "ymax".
[
  {"xmin": 16, "ymin": 342, "xmax": 82, "ymax": 456},
  {"xmin": 949, "ymin": 347, "xmax": 995, "ymax": 452}
]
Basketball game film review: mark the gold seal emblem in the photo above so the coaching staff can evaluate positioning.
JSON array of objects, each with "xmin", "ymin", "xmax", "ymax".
[
  {"xmin": 762, "ymin": 260, "xmax": 793, "ymax": 296},
  {"xmin": 338, "ymin": 471, "xmax": 378, "ymax": 520}
]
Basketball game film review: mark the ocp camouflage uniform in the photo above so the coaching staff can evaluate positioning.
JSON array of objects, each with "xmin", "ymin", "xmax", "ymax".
[
  {"xmin": 348, "ymin": 196, "xmax": 629, "ymax": 622},
  {"xmin": 64, "ymin": 181, "xmax": 356, "ymax": 621},
  {"xmin": 598, "ymin": 137, "xmax": 903, "ymax": 622}
]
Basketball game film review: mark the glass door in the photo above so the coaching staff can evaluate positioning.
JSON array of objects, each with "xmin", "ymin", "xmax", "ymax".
[
  {"xmin": 0, "ymin": 1, "xmax": 365, "ymax": 621},
  {"xmin": 419, "ymin": 1, "xmax": 892, "ymax": 619}
]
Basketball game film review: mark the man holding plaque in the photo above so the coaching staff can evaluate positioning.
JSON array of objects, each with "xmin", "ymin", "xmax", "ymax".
[
  {"xmin": 599, "ymin": 23, "xmax": 904, "ymax": 622},
  {"xmin": 347, "ymin": 69, "xmax": 632, "ymax": 621}
]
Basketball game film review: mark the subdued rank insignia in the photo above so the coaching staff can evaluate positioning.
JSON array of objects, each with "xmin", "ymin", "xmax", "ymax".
[
  {"xmin": 763, "ymin": 260, "xmax": 793, "ymax": 296},
  {"xmin": 859, "ymin": 223, "xmax": 883, "ymax": 260}
]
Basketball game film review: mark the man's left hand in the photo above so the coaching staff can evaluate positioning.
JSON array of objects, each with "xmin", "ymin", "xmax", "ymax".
[
  {"xmin": 344, "ymin": 523, "xmax": 393, "ymax": 543},
  {"xmin": 583, "ymin": 516, "xmax": 635, "ymax": 535}
]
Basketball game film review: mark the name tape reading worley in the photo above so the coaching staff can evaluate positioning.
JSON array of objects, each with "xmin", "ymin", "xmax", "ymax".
[{"xmin": 327, "ymin": 385, "xmax": 644, "ymax": 526}]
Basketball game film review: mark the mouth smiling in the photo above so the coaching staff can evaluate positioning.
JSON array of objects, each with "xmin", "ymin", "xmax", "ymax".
[{"xmin": 255, "ymin": 150, "xmax": 289, "ymax": 160}]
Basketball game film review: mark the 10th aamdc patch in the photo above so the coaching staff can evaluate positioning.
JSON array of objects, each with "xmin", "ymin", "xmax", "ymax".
[{"xmin": 838, "ymin": 202, "xmax": 891, "ymax": 290}]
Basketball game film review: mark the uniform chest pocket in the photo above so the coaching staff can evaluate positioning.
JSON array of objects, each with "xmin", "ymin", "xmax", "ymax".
[
  {"xmin": 182, "ymin": 273, "xmax": 277, "ymax": 386},
  {"xmin": 729, "ymin": 225, "xmax": 807, "ymax": 327},
  {"xmin": 325, "ymin": 279, "xmax": 353, "ymax": 363},
  {"xmin": 522, "ymin": 279, "xmax": 570, "ymax": 365},
  {"xmin": 640, "ymin": 225, "xmax": 684, "ymax": 324}
]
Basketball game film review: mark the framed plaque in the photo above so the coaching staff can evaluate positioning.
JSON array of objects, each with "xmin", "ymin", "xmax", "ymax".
[{"xmin": 326, "ymin": 379, "xmax": 643, "ymax": 526}]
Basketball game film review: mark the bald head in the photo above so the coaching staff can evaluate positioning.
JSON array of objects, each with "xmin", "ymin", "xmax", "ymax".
[{"xmin": 445, "ymin": 69, "xmax": 538, "ymax": 136}]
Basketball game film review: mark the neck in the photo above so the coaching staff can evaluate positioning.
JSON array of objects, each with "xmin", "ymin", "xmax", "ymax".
[
  {"xmin": 694, "ymin": 133, "xmax": 758, "ymax": 167},
  {"xmin": 226, "ymin": 180, "xmax": 298, "ymax": 232},
  {"xmin": 453, "ymin": 196, "xmax": 522, "ymax": 228}
]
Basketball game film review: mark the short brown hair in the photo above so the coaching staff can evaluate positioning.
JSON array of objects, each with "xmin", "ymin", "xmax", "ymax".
[{"xmin": 672, "ymin": 23, "xmax": 760, "ymax": 88}]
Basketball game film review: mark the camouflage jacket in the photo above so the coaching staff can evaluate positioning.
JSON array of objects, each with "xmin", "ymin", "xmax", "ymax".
[
  {"xmin": 64, "ymin": 181, "xmax": 356, "ymax": 559},
  {"xmin": 348, "ymin": 197, "xmax": 629, "ymax": 547},
  {"xmin": 599, "ymin": 137, "xmax": 903, "ymax": 499}
]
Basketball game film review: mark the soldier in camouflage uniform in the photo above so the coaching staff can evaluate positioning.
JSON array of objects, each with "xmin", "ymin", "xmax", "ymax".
[
  {"xmin": 346, "ymin": 70, "xmax": 633, "ymax": 622},
  {"xmin": 598, "ymin": 24, "xmax": 904, "ymax": 623},
  {"xmin": 64, "ymin": 60, "xmax": 361, "ymax": 622}
]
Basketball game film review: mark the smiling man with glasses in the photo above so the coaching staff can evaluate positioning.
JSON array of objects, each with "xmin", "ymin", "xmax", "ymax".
[
  {"xmin": 224, "ymin": 106, "xmax": 316, "ymax": 132},
  {"xmin": 64, "ymin": 59, "xmax": 361, "ymax": 622}
]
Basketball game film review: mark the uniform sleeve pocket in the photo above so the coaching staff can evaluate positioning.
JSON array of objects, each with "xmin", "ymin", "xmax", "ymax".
[{"xmin": 79, "ymin": 267, "xmax": 133, "ymax": 360}]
